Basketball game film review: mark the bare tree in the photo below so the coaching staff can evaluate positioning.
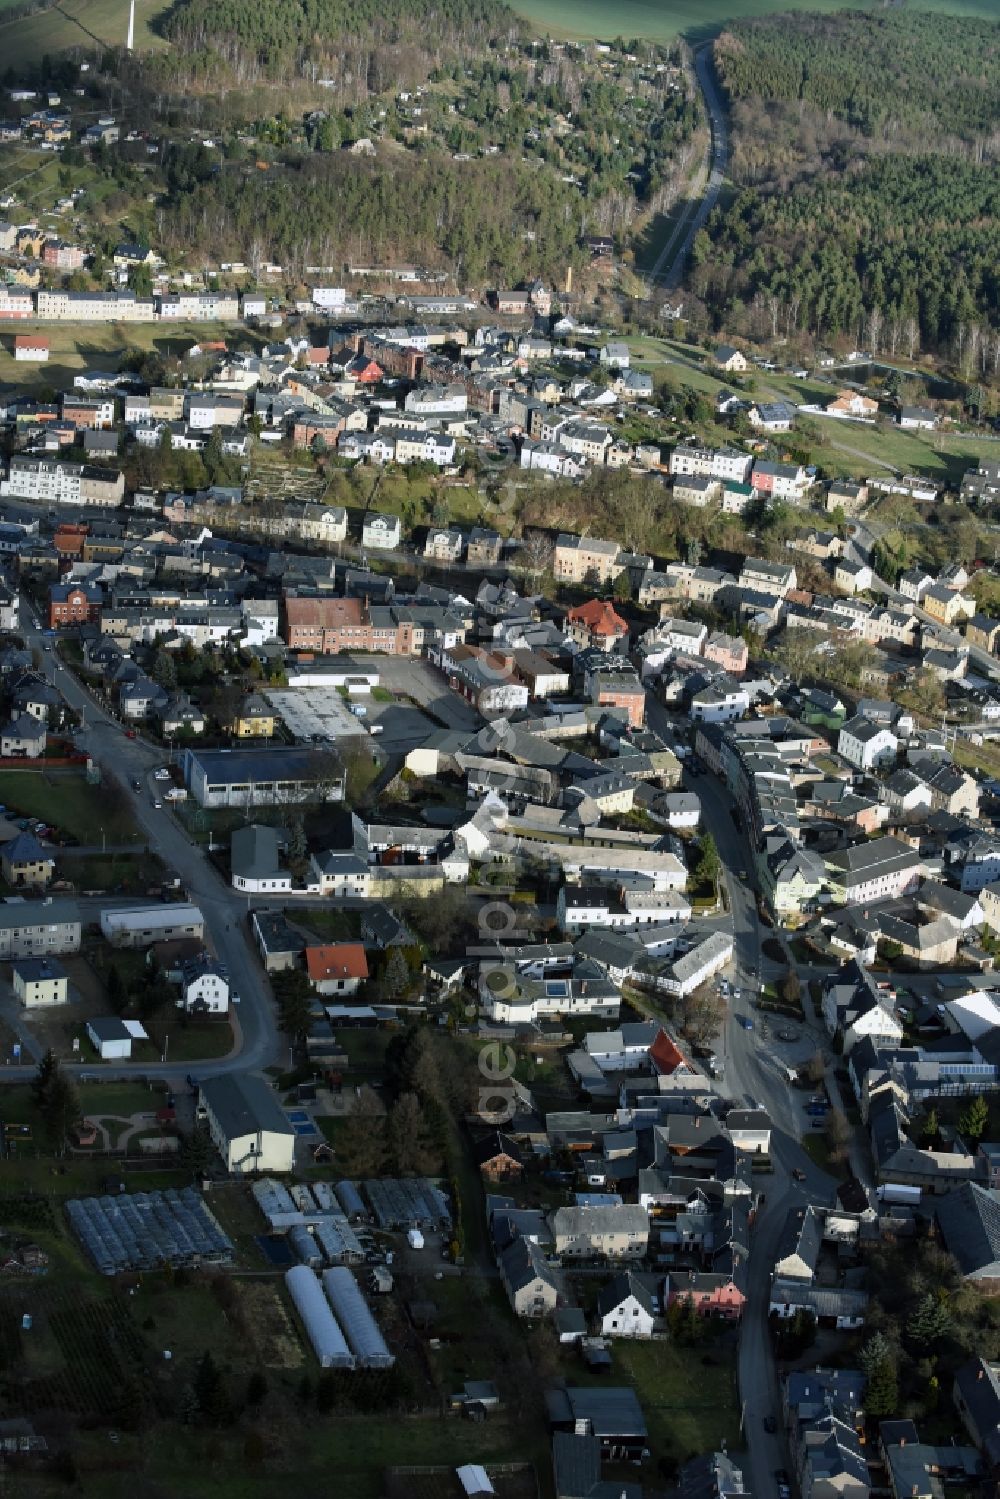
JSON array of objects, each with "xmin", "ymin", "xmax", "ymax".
[{"xmin": 519, "ymin": 529, "xmax": 554, "ymax": 584}]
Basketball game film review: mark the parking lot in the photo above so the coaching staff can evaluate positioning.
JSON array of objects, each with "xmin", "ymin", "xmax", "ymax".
[
  {"xmin": 265, "ymin": 688, "xmax": 370, "ymax": 745},
  {"xmin": 363, "ymin": 700, "xmax": 439, "ymax": 753},
  {"xmin": 348, "ymin": 656, "xmax": 481, "ymax": 732}
]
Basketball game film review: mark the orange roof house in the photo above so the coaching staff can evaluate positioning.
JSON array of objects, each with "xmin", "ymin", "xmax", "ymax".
[
  {"xmin": 650, "ymin": 1027, "xmax": 695, "ymax": 1078},
  {"xmin": 305, "ymin": 943, "xmax": 369, "ymax": 996},
  {"xmin": 565, "ymin": 598, "xmax": 629, "ymax": 650}
]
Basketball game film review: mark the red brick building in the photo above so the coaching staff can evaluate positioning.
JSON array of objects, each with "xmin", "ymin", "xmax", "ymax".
[
  {"xmin": 49, "ymin": 582, "xmax": 102, "ymax": 629},
  {"xmin": 283, "ymin": 595, "xmax": 413, "ymax": 655}
]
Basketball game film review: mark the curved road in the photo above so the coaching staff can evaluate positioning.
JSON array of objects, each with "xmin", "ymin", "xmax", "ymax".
[
  {"xmin": 648, "ymin": 43, "xmax": 729, "ymax": 290},
  {"xmin": 2, "ymin": 601, "xmax": 282, "ymax": 1085}
]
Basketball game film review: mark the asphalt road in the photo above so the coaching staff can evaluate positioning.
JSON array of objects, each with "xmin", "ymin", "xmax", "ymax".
[
  {"xmin": 7, "ymin": 602, "xmax": 282, "ymax": 1085},
  {"xmin": 649, "ymin": 44, "xmax": 729, "ymax": 290},
  {"xmin": 645, "ymin": 693, "xmax": 837, "ymax": 1493}
]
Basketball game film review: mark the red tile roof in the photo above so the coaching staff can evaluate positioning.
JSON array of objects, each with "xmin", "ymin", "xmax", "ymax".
[
  {"xmin": 650, "ymin": 1027, "xmax": 687, "ymax": 1076},
  {"xmin": 566, "ymin": 599, "xmax": 627, "ymax": 636},
  {"xmin": 305, "ymin": 943, "xmax": 369, "ymax": 982}
]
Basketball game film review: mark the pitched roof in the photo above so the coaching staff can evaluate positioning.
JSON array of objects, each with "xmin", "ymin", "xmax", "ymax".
[
  {"xmin": 199, "ymin": 1073, "xmax": 295, "ymax": 1142},
  {"xmin": 596, "ymin": 1270, "xmax": 656, "ymax": 1320},
  {"xmin": 304, "ymin": 943, "xmax": 369, "ymax": 983},
  {"xmin": 472, "ymin": 1131, "xmax": 523, "ymax": 1168},
  {"xmin": 937, "ymin": 1183, "xmax": 1000, "ymax": 1277},
  {"xmin": 2, "ymin": 831, "xmax": 51, "ymax": 865},
  {"xmin": 566, "ymin": 598, "xmax": 627, "ymax": 636},
  {"xmin": 650, "ymin": 1027, "xmax": 688, "ymax": 1077}
]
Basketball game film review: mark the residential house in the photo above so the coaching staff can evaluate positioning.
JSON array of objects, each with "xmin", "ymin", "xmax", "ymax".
[
  {"xmin": 834, "ymin": 559, "xmax": 873, "ymax": 595},
  {"xmin": 953, "ymin": 1357, "xmax": 1000, "ymax": 1469},
  {"xmin": 936, "ymin": 1183, "xmax": 1000, "ymax": 1289},
  {"xmin": 838, "ymin": 716, "xmax": 897, "ymax": 773},
  {"xmin": 825, "ymin": 837, "xmax": 923, "ymax": 906},
  {"xmin": 597, "ymin": 1272, "xmax": 656, "ymax": 1338},
  {"xmin": 361, "ymin": 513, "xmax": 402, "ymax": 550},
  {"xmin": 796, "ymin": 1410, "xmax": 870, "ymax": 1499},
  {"xmin": 230, "ymin": 824, "xmax": 291, "ymax": 894},
  {"xmin": 923, "ymin": 584, "xmax": 974, "ymax": 628},
  {"xmin": 899, "ymin": 407, "xmax": 938, "ymax": 430},
  {"xmin": 12, "ymin": 957, "xmax": 68, "ymax": 1007},
  {"xmin": 179, "ymin": 955, "xmax": 229, "ymax": 1014},
  {"xmin": 822, "ymin": 961, "xmax": 904, "ymax": 1053},
  {"xmin": 198, "ymin": 1073, "xmax": 296, "ymax": 1175},
  {"xmin": 473, "ymin": 1132, "xmax": 524, "ymax": 1183},
  {"xmin": 499, "ymin": 1235, "xmax": 559, "ymax": 1317},
  {"xmin": 49, "ymin": 582, "xmax": 102, "ymax": 629},
  {"xmin": 827, "ymin": 391, "xmax": 878, "ymax": 418},
  {"xmin": 713, "ymin": 345, "xmax": 747, "ymax": 373},
  {"xmin": 1, "ymin": 831, "xmax": 53, "ymax": 888},
  {"xmin": 0, "ymin": 714, "xmax": 46, "ymax": 759},
  {"xmin": 223, "ymin": 693, "xmax": 275, "ymax": 740},
  {"xmin": 553, "ymin": 535, "xmax": 622, "ymax": 587},
  {"xmin": 0, "ymin": 900, "xmax": 80, "ymax": 958},
  {"xmin": 304, "ymin": 943, "xmax": 369, "ymax": 996},
  {"xmin": 565, "ymin": 599, "xmax": 628, "ymax": 652},
  {"xmin": 967, "ymin": 615, "xmax": 1000, "ymax": 654},
  {"xmin": 550, "ymin": 1204, "xmax": 649, "ymax": 1260}
]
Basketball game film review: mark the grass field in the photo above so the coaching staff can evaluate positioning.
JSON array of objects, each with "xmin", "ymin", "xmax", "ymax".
[
  {"xmin": 630, "ymin": 333, "xmax": 1000, "ymax": 484},
  {"xmin": 512, "ymin": 0, "xmax": 1000, "ymax": 43},
  {"xmin": 0, "ymin": 769, "xmax": 140, "ymax": 845},
  {"xmin": 0, "ymin": 0, "xmax": 169, "ymax": 69},
  {"xmin": 0, "ymin": 320, "xmax": 253, "ymax": 395}
]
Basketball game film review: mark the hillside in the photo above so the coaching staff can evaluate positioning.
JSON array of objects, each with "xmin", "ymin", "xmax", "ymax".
[{"xmin": 687, "ymin": 10, "xmax": 1000, "ymax": 358}]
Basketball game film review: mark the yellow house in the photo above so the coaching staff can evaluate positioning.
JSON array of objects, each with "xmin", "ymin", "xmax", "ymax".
[
  {"xmin": 229, "ymin": 694, "xmax": 275, "ymax": 739},
  {"xmin": 922, "ymin": 585, "xmax": 975, "ymax": 627}
]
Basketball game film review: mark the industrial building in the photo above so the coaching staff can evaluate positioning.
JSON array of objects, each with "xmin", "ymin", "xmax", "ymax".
[
  {"xmin": 363, "ymin": 1177, "xmax": 452, "ymax": 1232},
  {"xmin": 66, "ymin": 1188, "xmax": 234, "ymax": 1274},
  {"xmin": 199, "ymin": 1074, "xmax": 296, "ymax": 1175},
  {"xmin": 182, "ymin": 746, "xmax": 346, "ymax": 809},
  {"xmin": 99, "ymin": 903, "xmax": 205, "ymax": 948},
  {"xmin": 321, "ymin": 1267, "xmax": 394, "ymax": 1368},
  {"xmin": 285, "ymin": 1265, "xmax": 355, "ymax": 1369}
]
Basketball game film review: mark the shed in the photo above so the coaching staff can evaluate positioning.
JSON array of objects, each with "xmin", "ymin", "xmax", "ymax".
[
  {"xmin": 284, "ymin": 1265, "xmax": 354, "ymax": 1368},
  {"xmin": 86, "ymin": 1016, "xmax": 132, "ymax": 1060}
]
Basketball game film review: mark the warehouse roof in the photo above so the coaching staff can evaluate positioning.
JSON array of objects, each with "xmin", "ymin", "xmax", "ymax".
[{"xmin": 200, "ymin": 1074, "xmax": 295, "ymax": 1142}]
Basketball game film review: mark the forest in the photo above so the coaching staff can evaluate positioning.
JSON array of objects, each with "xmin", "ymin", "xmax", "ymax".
[
  {"xmin": 160, "ymin": 0, "xmax": 519, "ymax": 85},
  {"xmin": 691, "ymin": 11, "xmax": 1000, "ymax": 355},
  {"xmin": 690, "ymin": 155, "xmax": 1000, "ymax": 354},
  {"xmin": 157, "ymin": 149, "xmax": 587, "ymax": 284},
  {"xmin": 715, "ymin": 9, "xmax": 1000, "ymax": 144}
]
